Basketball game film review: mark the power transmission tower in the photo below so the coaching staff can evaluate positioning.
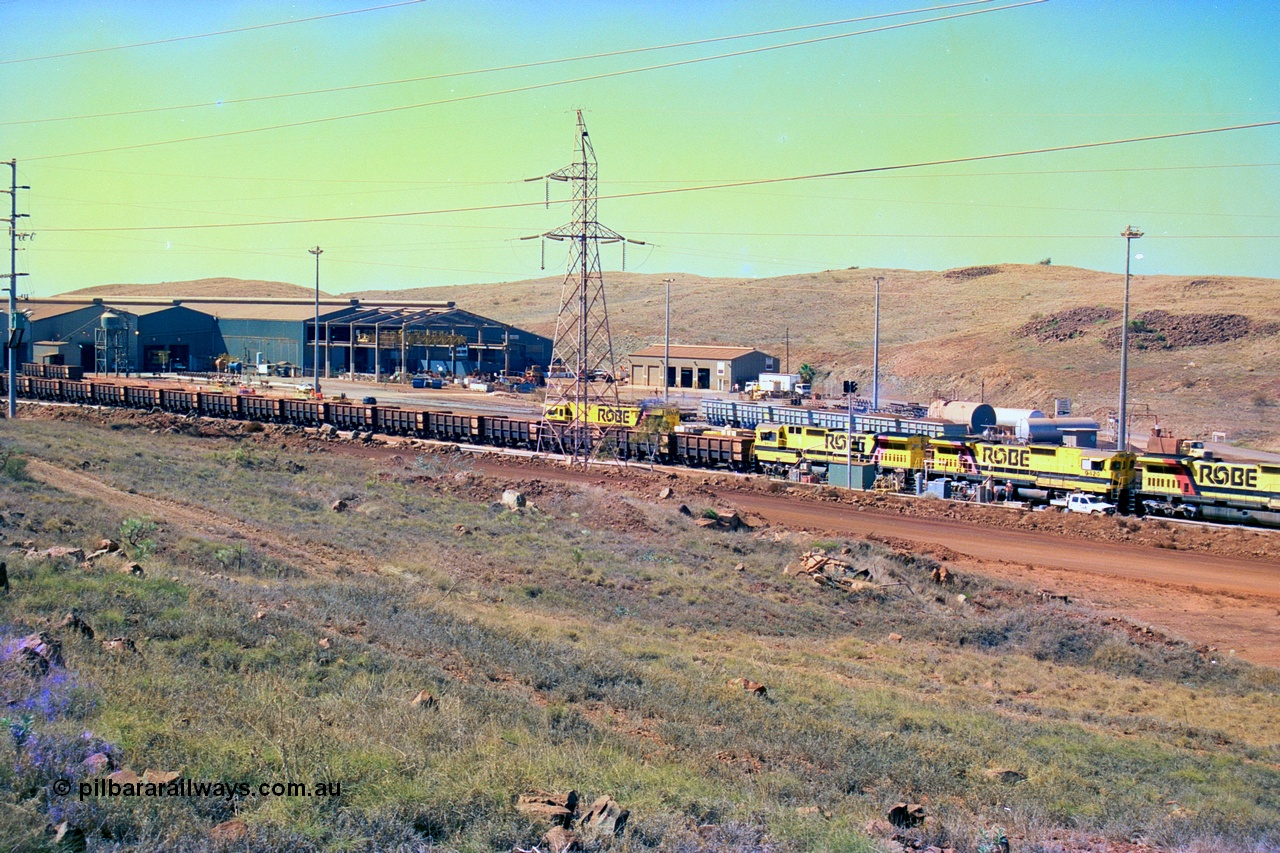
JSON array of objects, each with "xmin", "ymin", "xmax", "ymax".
[
  {"xmin": 530, "ymin": 111, "xmax": 640, "ymax": 465},
  {"xmin": 3, "ymin": 160, "xmax": 31, "ymax": 419}
]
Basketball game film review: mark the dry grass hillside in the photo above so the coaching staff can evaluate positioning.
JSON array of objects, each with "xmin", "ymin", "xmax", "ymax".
[
  {"xmin": 69, "ymin": 265, "xmax": 1280, "ymax": 450},
  {"xmin": 357, "ymin": 265, "xmax": 1280, "ymax": 451}
]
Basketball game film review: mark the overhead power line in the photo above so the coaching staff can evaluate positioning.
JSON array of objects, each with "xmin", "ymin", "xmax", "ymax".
[
  {"xmin": 1, "ymin": 0, "xmax": 427, "ymax": 65},
  {"xmin": 6, "ymin": 0, "xmax": 992, "ymax": 127},
  {"xmin": 27, "ymin": 0, "xmax": 1046, "ymax": 162},
  {"xmin": 31, "ymin": 160, "xmax": 1280, "ymax": 195},
  {"xmin": 37, "ymin": 119, "xmax": 1280, "ymax": 233}
]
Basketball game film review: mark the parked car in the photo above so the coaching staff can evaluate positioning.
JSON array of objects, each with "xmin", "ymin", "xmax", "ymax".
[{"xmin": 1049, "ymin": 493, "xmax": 1116, "ymax": 515}]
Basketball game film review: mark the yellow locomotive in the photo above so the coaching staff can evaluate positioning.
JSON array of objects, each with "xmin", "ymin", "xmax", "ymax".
[
  {"xmin": 1138, "ymin": 449, "xmax": 1280, "ymax": 521},
  {"xmin": 543, "ymin": 401, "xmax": 679, "ymax": 430},
  {"xmin": 753, "ymin": 424, "xmax": 924, "ymax": 474},
  {"xmin": 928, "ymin": 439, "xmax": 1136, "ymax": 501}
]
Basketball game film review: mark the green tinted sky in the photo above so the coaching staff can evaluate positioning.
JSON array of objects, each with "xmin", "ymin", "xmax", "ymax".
[{"xmin": 3, "ymin": 0, "xmax": 1278, "ymax": 294}]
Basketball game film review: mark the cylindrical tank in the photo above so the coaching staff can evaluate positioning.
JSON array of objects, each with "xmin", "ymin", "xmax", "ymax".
[
  {"xmin": 1017, "ymin": 417, "xmax": 1062, "ymax": 444},
  {"xmin": 100, "ymin": 312, "xmax": 123, "ymax": 330},
  {"xmin": 1016, "ymin": 417, "xmax": 1100, "ymax": 444},
  {"xmin": 993, "ymin": 407, "xmax": 1045, "ymax": 428},
  {"xmin": 1050, "ymin": 417, "xmax": 1101, "ymax": 443},
  {"xmin": 928, "ymin": 400, "xmax": 996, "ymax": 432}
]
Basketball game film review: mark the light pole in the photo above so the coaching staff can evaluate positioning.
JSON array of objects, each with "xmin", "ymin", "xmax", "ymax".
[
  {"xmin": 662, "ymin": 278, "xmax": 673, "ymax": 403},
  {"xmin": 309, "ymin": 246, "xmax": 323, "ymax": 396},
  {"xmin": 846, "ymin": 384, "xmax": 853, "ymax": 481},
  {"xmin": 872, "ymin": 275, "xmax": 883, "ymax": 412},
  {"xmin": 1118, "ymin": 226, "xmax": 1142, "ymax": 452}
]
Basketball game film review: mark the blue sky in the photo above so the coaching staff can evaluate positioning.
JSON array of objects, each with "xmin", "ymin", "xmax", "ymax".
[{"xmin": 2, "ymin": 0, "xmax": 1278, "ymax": 293}]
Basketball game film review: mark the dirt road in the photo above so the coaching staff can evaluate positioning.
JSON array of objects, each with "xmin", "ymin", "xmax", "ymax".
[
  {"xmin": 717, "ymin": 490, "xmax": 1279, "ymax": 597},
  {"xmin": 447, "ymin": 452, "xmax": 1280, "ymax": 667}
]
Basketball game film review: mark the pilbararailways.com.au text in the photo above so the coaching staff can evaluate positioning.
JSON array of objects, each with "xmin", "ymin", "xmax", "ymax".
[{"xmin": 53, "ymin": 777, "xmax": 343, "ymax": 802}]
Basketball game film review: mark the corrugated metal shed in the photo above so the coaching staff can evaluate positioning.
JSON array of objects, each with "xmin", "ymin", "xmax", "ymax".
[{"xmin": 9, "ymin": 295, "xmax": 551, "ymax": 377}]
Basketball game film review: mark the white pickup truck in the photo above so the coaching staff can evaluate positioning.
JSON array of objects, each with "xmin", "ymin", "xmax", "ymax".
[{"xmin": 1050, "ymin": 493, "xmax": 1117, "ymax": 515}]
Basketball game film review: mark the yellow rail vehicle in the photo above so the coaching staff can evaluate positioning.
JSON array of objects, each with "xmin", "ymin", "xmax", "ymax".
[
  {"xmin": 876, "ymin": 434, "xmax": 927, "ymax": 470},
  {"xmin": 929, "ymin": 440, "xmax": 1135, "ymax": 500},
  {"xmin": 1138, "ymin": 454, "xmax": 1280, "ymax": 519},
  {"xmin": 543, "ymin": 402, "xmax": 679, "ymax": 429},
  {"xmin": 753, "ymin": 424, "xmax": 924, "ymax": 473},
  {"xmin": 754, "ymin": 424, "xmax": 873, "ymax": 471}
]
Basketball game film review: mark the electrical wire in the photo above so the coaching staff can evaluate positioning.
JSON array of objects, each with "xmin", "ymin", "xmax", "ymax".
[
  {"xmin": 0, "ymin": 0, "xmax": 427, "ymax": 66},
  {"xmin": 631, "ymin": 186, "xmax": 1280, "ymax": 221},
  {"xmin": 607, "ymin": 162, "xmax": 1280, "ymax": 185},
  {"xmin": 37, "ymin": 119, "xmax": 1280, "ymax": 233},
  {"xmin": 35, "ymin": 162, "xmax": 522, "ymax": 186},
  {"xmin": 4, "ymin": 0, "xmax": 993, "ymax": 127},
  {"xmin": 26, "ymin": 0, "xmax": 1047, "ymax": 162}
]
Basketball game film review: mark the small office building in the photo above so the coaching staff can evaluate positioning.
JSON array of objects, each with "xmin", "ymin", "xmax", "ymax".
[{"xmin": 627, "ymin": 345, "xmax": 777, "ymax": 392}]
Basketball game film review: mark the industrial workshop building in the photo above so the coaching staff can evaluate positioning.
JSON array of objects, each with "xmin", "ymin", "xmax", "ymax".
[
  {"xmin": 5, "ymin": 296, "xmax": 551, "ymax": 379},
  {"xmin": 627, "ymin": 345, "xmax": 777, "ymax": 392}
]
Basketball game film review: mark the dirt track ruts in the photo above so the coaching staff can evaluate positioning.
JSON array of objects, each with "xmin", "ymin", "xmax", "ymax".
[{"xmin": 23, "ymin": 459, "xmax": 354, "ymax": 575}]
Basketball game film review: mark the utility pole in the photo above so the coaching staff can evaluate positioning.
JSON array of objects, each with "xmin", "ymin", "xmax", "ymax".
[
  {"xmin": 1118, "ymin": 225, "xmax": 1142, "ymax": 452},
  {"xmin": 662, "ymin": 277, "xmax": 673, "ymax": 403},
  {"xmin": 309, "ymin": 246, "xmax": 323, "ymax": 395},
  {"xmin": 840, "ymin": 378, "xmax": 858, "ymax": 487},
  {"xmin": 872, "ymin": 275, "xmax": 883, "ymax": 411},
  {"xmin": 3, "ymin": 161, "xmax": 31, "ymax": 420},
  {"xmin": 846, "ymin": 387, "xmax": 853, "ymax": 481},
  {"xmin": 529, "ymin": 111, "xmax": 643, "ymax": 465}
]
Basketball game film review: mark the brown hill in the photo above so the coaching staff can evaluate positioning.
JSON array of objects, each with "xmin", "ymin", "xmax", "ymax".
[
  {"xmin": 64, "ymin": 277, "xmax": 329, "ymax": 299},
  {"xmin": 73, "ymin": 266, "xmax": 1280, "ymax": 450},
  {"xmin": 353, "ymin": 264, "xmax": 1280, "ymax": 451}
]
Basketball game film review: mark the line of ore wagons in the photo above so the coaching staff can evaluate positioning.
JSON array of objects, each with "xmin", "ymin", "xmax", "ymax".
[
  {"xmin": 11, "ymin": 373, "xmax": 1280, "ymax": 527},
  {"xmin": 8, "ymin": 375, "xmax": 746, "ymax": 467}
]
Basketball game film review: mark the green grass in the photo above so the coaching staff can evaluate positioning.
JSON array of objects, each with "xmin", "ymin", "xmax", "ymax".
[{"xmin": 1, "ymin": 418, "xmax": 1279, "ymax": 852}]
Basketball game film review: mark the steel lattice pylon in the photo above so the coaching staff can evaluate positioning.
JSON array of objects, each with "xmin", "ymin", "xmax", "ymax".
[{"xmin": 535, "ymin": 111, "xmax": 629, "ymax": 465}]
